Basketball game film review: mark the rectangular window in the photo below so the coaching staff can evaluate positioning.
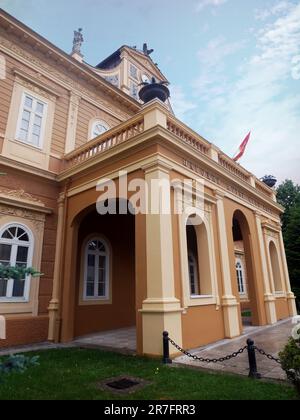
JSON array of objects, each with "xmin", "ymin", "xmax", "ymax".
[
  {"xmin": 130, "ymin": 81, "xmax": 139, "ymax": 100},
  {"xmin": 129, "ymin": 64, "xmax": 138, "ymax": 80},
  {"xmin": 16, "ymin": 93, "xmax": 47, "ymax": 148}
]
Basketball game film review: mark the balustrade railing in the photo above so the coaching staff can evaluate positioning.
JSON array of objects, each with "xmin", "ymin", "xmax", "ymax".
[
  {"xmin": 63, "ymin": 117, "xmax": 144, "ymax": 170},
  {"xmin": 167, "ymin": 118, "xmax": 210, "ymax": 156},
  {"xmin": 61, "ymin": 104, "xmax": 274, "ymax": 201},
  {"xmin": 218, "ymin": 154, "xmax": 251, "ymax": 183}
]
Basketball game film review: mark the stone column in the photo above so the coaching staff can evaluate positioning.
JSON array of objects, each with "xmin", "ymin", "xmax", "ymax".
[
  {"xmin": 60, "ymin": 219, "xmax": 79, "ymax": 343},
  {"xmin": 215, "ymin": 192, "xmax": 240, "ymax": 338},
  {"xmin": 278, "ymin": 230, "xmax": 297, "ymax": 317},
  {"xmin": 140, "ymin": 161, "xmax": 183, "ymax": 356},
  {"xmin": 48, "ymin": 193, "xmax": 65, "ymax": 342},
  {"xmin": 254, "ymin": 212, "xmax": 277, "ymax": 324}
]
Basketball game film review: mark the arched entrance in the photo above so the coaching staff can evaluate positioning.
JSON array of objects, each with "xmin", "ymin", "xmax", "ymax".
[
  {"xmin": 231, "ymin": 210, "xmax": 260, "ymax": 327},
  {"xmin": 61, "ymin": 199, "xmax": 137, "ymax": 351}
]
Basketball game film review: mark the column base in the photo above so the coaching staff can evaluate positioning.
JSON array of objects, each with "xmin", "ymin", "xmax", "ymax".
[
  {"xmin": 287, "ymin": 292, "xmax": 298, "ymax": 317},
  {"xmin": 140, "ymin": 298, "xmax": 183, "ymax": 357},
  {"xmin": 222, "ymin": 296, "xmax": 241, "ymax": 338},
  {"xmin": 264, "ymin": 294, "xmax": 277, "ymax": 325},
  {"xmin": 48, "ymin": 299, "xmax": 60, "ymax": 342}
]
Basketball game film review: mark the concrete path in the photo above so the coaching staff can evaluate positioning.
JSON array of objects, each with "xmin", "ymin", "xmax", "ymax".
[
  {"xmin": 0, "ymin": 327, "xmax": 137, "ymax": 357},
  {"xmin": 73, "ymin": 327, "xmax": 137, "ymax": 354},
  {"xmin": 174, "ymin": 318, "xmax": 295, "ymax": 381}
]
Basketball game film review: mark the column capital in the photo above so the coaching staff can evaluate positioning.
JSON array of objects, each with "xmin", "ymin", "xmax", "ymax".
[
  {"xmin": 142, "ymin": 158, "xmax": 173, "ymax": 175},
  {"xmin": 213, "ymin": 189, "xmax": 225, "ymax": 200},
  {"xmin": 57, "ymin": 192, "xmax": 66, "ymax": 206}
]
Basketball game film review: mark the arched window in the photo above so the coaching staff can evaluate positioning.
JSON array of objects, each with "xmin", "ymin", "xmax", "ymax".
[
  {"xmin": 269, "ymin": 241, "xmax": 283, "ymax": 292},
  {"xmin": 90, "ymin": 120, "xmax": 110, "ymax": 140},
  {"xmin": 0, "ymin": 224, "xmax": 33, "ymax": 300},
  {"xmin": 236, "ymin": 259, "xmax": 246, "ymax": 295},
  {"xmin": 84, "ymin": 238, "xmax": 110, "ymax": 300}
]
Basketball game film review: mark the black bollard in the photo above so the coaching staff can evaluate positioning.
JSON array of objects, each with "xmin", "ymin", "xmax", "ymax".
[
  {"xmin": 162, "ymin": 331, "xmax": 172, "ymax": 364},
  {"xmin": 247, "ymin": 338, "xmax": 261, "ymax": 379}
]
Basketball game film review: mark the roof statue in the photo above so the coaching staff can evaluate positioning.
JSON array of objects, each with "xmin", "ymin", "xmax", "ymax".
[
  {"xmin": 72, "ymin": 28, "xmax": 84, "ymax": 55},
  {"xmin": 143, "ymin": 43, "xmax": 154, "ymax": 56}
]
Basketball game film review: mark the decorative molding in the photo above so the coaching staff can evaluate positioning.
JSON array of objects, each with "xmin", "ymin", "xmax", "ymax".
[
  {"xmin": 264, "ymin": 229, "xmax": 279, "ymax": 239},
  {"xmin": 0, "ymin": 204, "xmax": 46, "ymax": 226},
  {"xmin": 0, "ymin": 188, "xmax": 43, "ymax": 205},
  {"xmin": 183, "ymin": 158, "xmax": 276, "ymax": 216},
  {"xmin": 13, "ymin": 68, "xmax": 60, "ymax": 100},
  {"xmin": 65, "ymin": 92, "xmax": 81, "ymax": 154},
  {"xmin": 0, "ymin": 188, "xmax": 52, "ymax": 215}
]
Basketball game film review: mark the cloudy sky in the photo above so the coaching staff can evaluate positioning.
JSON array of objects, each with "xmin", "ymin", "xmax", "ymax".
[{"xmin": 1, "ymin": 0, "xmax": 299, "ymax": 182}]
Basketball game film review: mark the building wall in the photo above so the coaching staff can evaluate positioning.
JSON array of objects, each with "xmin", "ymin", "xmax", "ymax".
[
  {"xmin": 0, "ymin": 166, "xmax": 58, "ymax": 348},
  {"xmin": 275, "ymin": 297, "xmax": 289, "ymax": 321},
  {"xmin": 0, "ymin": 27, "xmax": 136, "ymax": 174}
]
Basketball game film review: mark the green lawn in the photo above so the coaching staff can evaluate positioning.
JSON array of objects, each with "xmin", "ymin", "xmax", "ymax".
[{"xmin": 0, "ymin": 348, "xmax": 298, "ymax": 400}]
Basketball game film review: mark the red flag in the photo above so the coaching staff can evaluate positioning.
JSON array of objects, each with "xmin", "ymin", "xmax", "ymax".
[{"xmin": 233, "ymin": 132, "xmax": 251, "ymax": 162}]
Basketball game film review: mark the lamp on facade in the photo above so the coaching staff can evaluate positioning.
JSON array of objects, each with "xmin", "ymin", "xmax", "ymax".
[
  {"xmin": 261, "ymin": 175, "xmax": 277, "ymax": 188},
  {"xmin": 139, "ymin": 77, "xmax": 170, "ymax": 104}
]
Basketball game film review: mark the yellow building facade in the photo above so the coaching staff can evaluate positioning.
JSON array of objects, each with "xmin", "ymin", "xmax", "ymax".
[{"xmin": 0, "ymin": 9, "xmax": 297, "ymax": 355}]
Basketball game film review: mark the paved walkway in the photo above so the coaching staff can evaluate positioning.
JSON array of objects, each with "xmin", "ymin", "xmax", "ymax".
[
  {"xmin": 73, "ymin": 327, "xmax": 137, "ymax": 354},
  {"xmin": 174, "ymin": 319, "xmax": 295, "ymax": 381}
]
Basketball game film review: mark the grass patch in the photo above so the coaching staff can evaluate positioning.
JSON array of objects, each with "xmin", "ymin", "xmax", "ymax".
[{"xmin": 0, "ymin": 348, "xmax": 298, "ymax": 400}]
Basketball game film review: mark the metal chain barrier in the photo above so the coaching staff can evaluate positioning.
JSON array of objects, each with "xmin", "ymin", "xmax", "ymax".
[
  {"xmin": 254, "ymin": 346, "xmax": 281, "ymax": 364},
  {"xmin": 168, "ymin": 336, "xmax": 247, "ymax": 364},
  {"xmin": 163, "ymin": 331, "xmax": 284, "ymax": 379}
]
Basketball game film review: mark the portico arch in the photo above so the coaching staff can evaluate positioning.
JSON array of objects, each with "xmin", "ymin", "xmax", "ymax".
[
  {"xmin": 269, "ymin": 240, "xmax": 284, "ymax": 293},
  {"xmin": 230, "ymin": 209, "xmax": 264, "ymax": 327},
  {"xmin": 59, "ymin": 196, "xmax": 143, "ymax": 352}
]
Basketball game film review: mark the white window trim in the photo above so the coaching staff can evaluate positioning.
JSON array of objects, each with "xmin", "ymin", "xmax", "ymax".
[
  {"xmin": 236, "ymin": 258, "xmax": 246, "ymax": 296},
  {"xmin": 89, "ymin": 120, "xmax": 110, "ymax": 141},
  {"xmin": 15, "ymin": 92, "xmax": 48, "ymax": 150},
  {"xmin": 0, "ymin": 223, "xmax": 34, "ymax": 303},
  {"xmin": 129, "ymin": 63, "xmax": 139, "ymax": 81},
  {"xmin": 83, "ymin": 237, "xmax": 110, "ymax": 302},
  {"xmin": 178, "ymin": 209, "xmax": 218, "ymax": 308}
]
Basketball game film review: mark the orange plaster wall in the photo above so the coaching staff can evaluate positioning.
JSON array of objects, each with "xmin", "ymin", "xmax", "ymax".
[
  {"xmin": 0, "ymin": 316, "xmax": 49, "ymax": 349},
  {"xmin": 182, "ymin": 306, "xmax": 225, "ymax": 349},
  {"xmin": 275, "ymin": 298, "xmax": 289, "ymax": 321}
]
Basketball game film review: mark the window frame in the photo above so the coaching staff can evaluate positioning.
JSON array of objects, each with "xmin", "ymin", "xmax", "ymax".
[
  {"xmin": 188, "ymin": 252, "xmax": 200, "ymax": 297},
  {"xmin": 89, "ymin": 120, "xmax": 110, "ymax": 140},
  {"xmin": 16, "ymin": 92, "xmax": 47, "ymax": 149},
  {"xmin": 83, "ymin": 237, "xmax": 110, "ymax": 302},
  {"xmin": 0, "ymin": 223, "xmax": 34, "ymax": 303},
  {"xmin": 235, "ymin": 258, "xmax": 246, "ymax": 295}
]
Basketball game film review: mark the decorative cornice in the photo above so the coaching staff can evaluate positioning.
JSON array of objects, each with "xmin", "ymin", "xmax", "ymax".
[
  {"xmin": 13, "ymin": 68, "xmax": 60, "ymax": 99},
  {"xmin": 0, "ymin": 203, "xmax": 48, "ymax": 224},
  {"xmin": 0, "ymin": 188, "xmax": 52, "ymax": 214},
  {"xmin": 0, "ymin": 10, "xmax": 140, "ymax": 113}
]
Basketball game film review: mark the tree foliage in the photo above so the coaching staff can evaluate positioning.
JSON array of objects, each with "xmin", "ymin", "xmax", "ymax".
[
  {"xmin": 277, "ymin": 180, "xmax": 300, "ymax": 304},
  {"xmin": 277, "ymin": 180, "xmax": 300, "ymax": 233},
  {"xmin": 0, "ymin": 265, "xmax": 41, "ymax": 281}
]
